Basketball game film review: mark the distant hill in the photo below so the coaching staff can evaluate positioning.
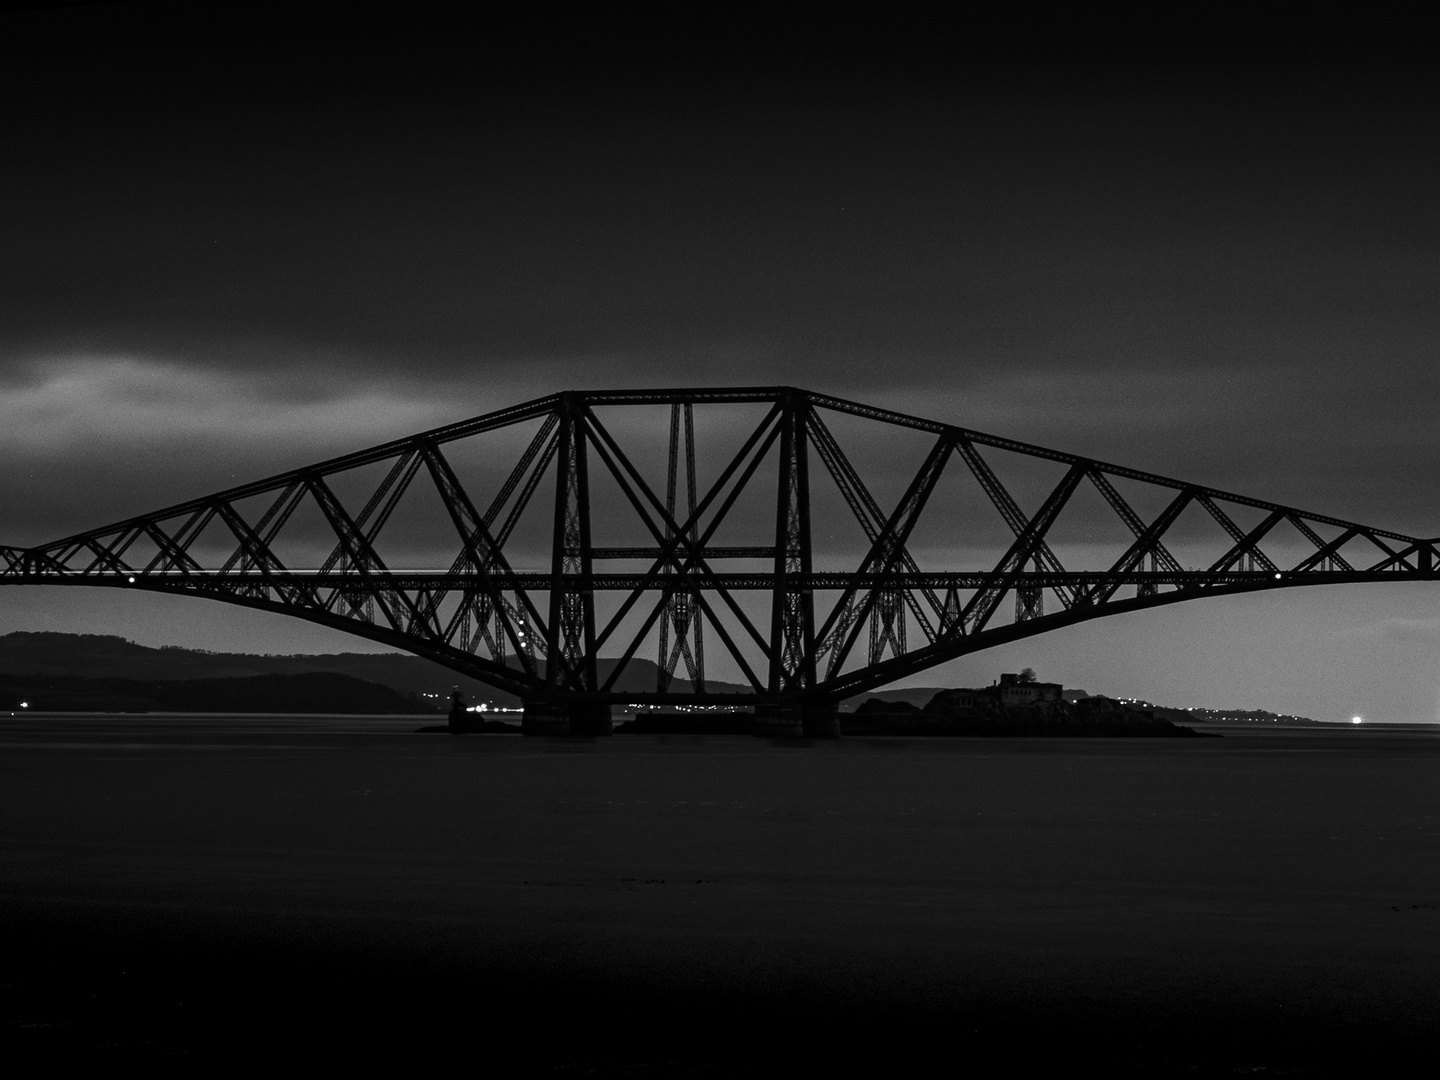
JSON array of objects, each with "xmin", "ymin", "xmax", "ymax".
[
  {"xmin": 0, "ymin": 670, "xmax": 432, "ymax": 714},
  {"xmin": 840, "ymin": 686, "xmax": 950, "ymax": 712},
  {"xmin": 0, "ymin": 632, "xmax": 750, "ymax": 707},
  {"xmin": 0, "ymin": 634, "xmax": 1321, "ymax": 722},
  {"xmin": 844, "ymin": 684, "xmax": 1316, "ymax": 725}
]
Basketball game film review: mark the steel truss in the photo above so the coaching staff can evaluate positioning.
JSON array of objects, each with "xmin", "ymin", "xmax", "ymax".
[{"xmin": 2, "ymin": 387, "xmax": 1436, "ymax": 709}]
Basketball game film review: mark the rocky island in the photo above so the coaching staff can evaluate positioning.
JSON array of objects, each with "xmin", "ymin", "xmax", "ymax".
[{"xmin": 846, "ymin": 671, "xmax": 1211, "ymax": 737}]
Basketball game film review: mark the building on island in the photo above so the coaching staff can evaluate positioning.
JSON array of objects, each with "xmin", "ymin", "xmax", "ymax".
[
  {"xmin": 848, "ymin": 669, "xmax": 1190, "ymax": 735},
  {"xmin": 996, "ymin": 671, "xmax": 1064, "ymax": 709}
]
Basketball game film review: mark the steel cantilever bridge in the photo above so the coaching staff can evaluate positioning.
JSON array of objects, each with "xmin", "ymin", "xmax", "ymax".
[{"xmin": 3, "ymin": 387, "xmax": 1436, "ymax": 734}]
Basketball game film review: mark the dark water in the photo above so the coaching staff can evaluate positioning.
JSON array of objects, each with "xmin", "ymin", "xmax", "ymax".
[{"xmin": 3, "ymin": 715, "xmax": 1439, "ymax": 1074}]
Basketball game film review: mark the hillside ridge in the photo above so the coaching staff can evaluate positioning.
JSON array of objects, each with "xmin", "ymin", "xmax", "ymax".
[{"xmin": 0, "ymin": 631, "xmax": 750, "ymax": 706}]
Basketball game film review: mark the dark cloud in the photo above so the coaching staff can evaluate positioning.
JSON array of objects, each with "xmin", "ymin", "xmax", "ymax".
[{"xmin": 7, "ymin": 6, "xmax": 1437, "ymax": 382}]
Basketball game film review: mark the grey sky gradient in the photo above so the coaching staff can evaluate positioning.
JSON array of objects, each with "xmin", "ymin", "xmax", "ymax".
[{"xmin": 3, "ymin": 5, "xmax": 1439, "ymax": 720}]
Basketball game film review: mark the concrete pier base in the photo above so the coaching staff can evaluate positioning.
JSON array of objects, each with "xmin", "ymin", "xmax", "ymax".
[
  {"xmin": 751, "ymin": 709, "xmax": 803, "ymax": 738},
  {"xmin": 447, "ymin": 709, "xmax": 482, "ymax": 733},
  {"xmin": 521, "ymin": 703, "xmax": 570, "ymax": 736},
  {"xmin": 569, "ymin": 703, "xmax": 614, "ymax": 736},
  {"xmin": 802, "ymin": 707, "xmax": 842, "ymax": 739},
  {"xmin": 751, "ymin": 705, "xmax": 841, "ymax": 739},
  {"xmin": 521, "ymin": 702, "xmax": 613, "ymax": 736}
]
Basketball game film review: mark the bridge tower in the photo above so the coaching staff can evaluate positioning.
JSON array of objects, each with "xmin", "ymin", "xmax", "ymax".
[
  {"xmin": 756, "ymin": 390, "xmax": 831, "ymax": 735},
  {"xmin": 527, "ymin": 392, "xmax": 607, "ymax": 734},
  {"xmin": 657, "ymin": 402, "xmax": 705, "ymax": 694}
]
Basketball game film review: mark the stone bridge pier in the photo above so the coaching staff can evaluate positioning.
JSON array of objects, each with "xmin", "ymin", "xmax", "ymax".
[{"xmin": 522, "ymin": 701, "xmax": 614, "ymax": 736}]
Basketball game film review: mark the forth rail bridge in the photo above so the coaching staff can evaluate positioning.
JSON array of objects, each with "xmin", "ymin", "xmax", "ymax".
[{"xmin": 2, "ymin": 388, "xmax": 1435, "ymax": 735}]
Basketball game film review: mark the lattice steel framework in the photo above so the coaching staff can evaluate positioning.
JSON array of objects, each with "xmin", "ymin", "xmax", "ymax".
[{"xmin": 2, "ymin": 387, "xmax": 1436, "ymax": 708}]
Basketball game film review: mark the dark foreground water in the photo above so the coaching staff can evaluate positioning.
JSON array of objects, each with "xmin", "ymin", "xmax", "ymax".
[{"xmin": 3, "ymin": 716, "xmax": 1439, "ymax": 1075}]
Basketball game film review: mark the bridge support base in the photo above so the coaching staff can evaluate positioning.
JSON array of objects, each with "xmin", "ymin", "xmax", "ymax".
[
  {"xmin": 752, "ymin": 705, "xmax": 841, "ymax": 739},
  {"xmin": 448, "ymin": 709, "xmax": 483, "ymax": 733},
  {"xmin": 803, "ymin": 707, "xmax": 842, "ymax": 738},
  {"xmin": 522, "ymin": 702, "xmax": 613, "ymax": 736}
]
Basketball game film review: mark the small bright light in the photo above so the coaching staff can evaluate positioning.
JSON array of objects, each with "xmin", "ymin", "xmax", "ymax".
[
  {"xmin": 127, "ymin": 576, "xmax": 136, "ymax": 583},
  {"xmin": 1274, "ymin": 572, "xmax": 1282, "ymax": 580},
  {"xmin": 19, "ymin": 701, "xmax": 28, "ymax": 708},
  {"xmin": 1352, "ymin": 716, "xmax": 1363, "ymax": 725}
]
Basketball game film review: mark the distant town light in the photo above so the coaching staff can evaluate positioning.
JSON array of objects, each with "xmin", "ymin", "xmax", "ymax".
[
  {"xmin": 1352, "ymin": 715, "xmax": 1363, "ymax": 725},
  {"xmin": 19, "ymin": 701, "xmax": 27, "ymax": 708}
]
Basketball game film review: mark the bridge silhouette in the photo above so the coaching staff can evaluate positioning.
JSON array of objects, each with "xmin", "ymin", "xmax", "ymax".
[{"xmin": 3, "ymin": 388, "xmax": 1434, "ymax": 735}]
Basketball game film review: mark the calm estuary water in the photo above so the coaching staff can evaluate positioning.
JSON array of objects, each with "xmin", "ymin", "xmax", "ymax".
[{"xmin": 3, "ymin": 715, "xmax": 1438, "ymax": 1074}]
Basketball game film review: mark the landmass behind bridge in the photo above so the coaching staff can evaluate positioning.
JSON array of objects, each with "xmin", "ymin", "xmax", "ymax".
[{"xmin": 0, "ymin": 632, "xmax": 1317, "ymax": 734}]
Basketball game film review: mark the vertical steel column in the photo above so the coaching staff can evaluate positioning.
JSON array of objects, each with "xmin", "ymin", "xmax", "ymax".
[
  {"xmin": 545, "ymin": 394, "xmax": 596, "ymax": 694},
  {"xmin": 869, "ymin": 587, "xmax": 906, "ymax": 663},
  {"xmin": 657, "ymin": 404, "xmax": 679, "ymax": 690},
  {"xmin": 658, "ymin": 402, "xmax": 705, "ymax": 692},
  {"xmin": 1015, "ymin": 556, "xmax": 1044, "ymax": 621},
  {"xmin": 768, "ymin": 392, "xmax": 815, "ymax": 696},
  {"xmin": 514, "ymin": 589, "xmax": 535, "ymax": 661},
  {"xmin": 939, "ymin": 582, "xmax": 963, "ymax": 636},
  {"xmin": 684, "ymin": 402, "xmax": 705, "ymax": 690},
  {"xmin": 1137, "ymin": 551, "xmax": 1158, "ymax": 598}
]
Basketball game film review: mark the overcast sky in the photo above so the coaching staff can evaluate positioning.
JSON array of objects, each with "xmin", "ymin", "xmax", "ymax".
[{"xmin": 4, "ymin": 4, "xmax": 1440, "ymax": 721}]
